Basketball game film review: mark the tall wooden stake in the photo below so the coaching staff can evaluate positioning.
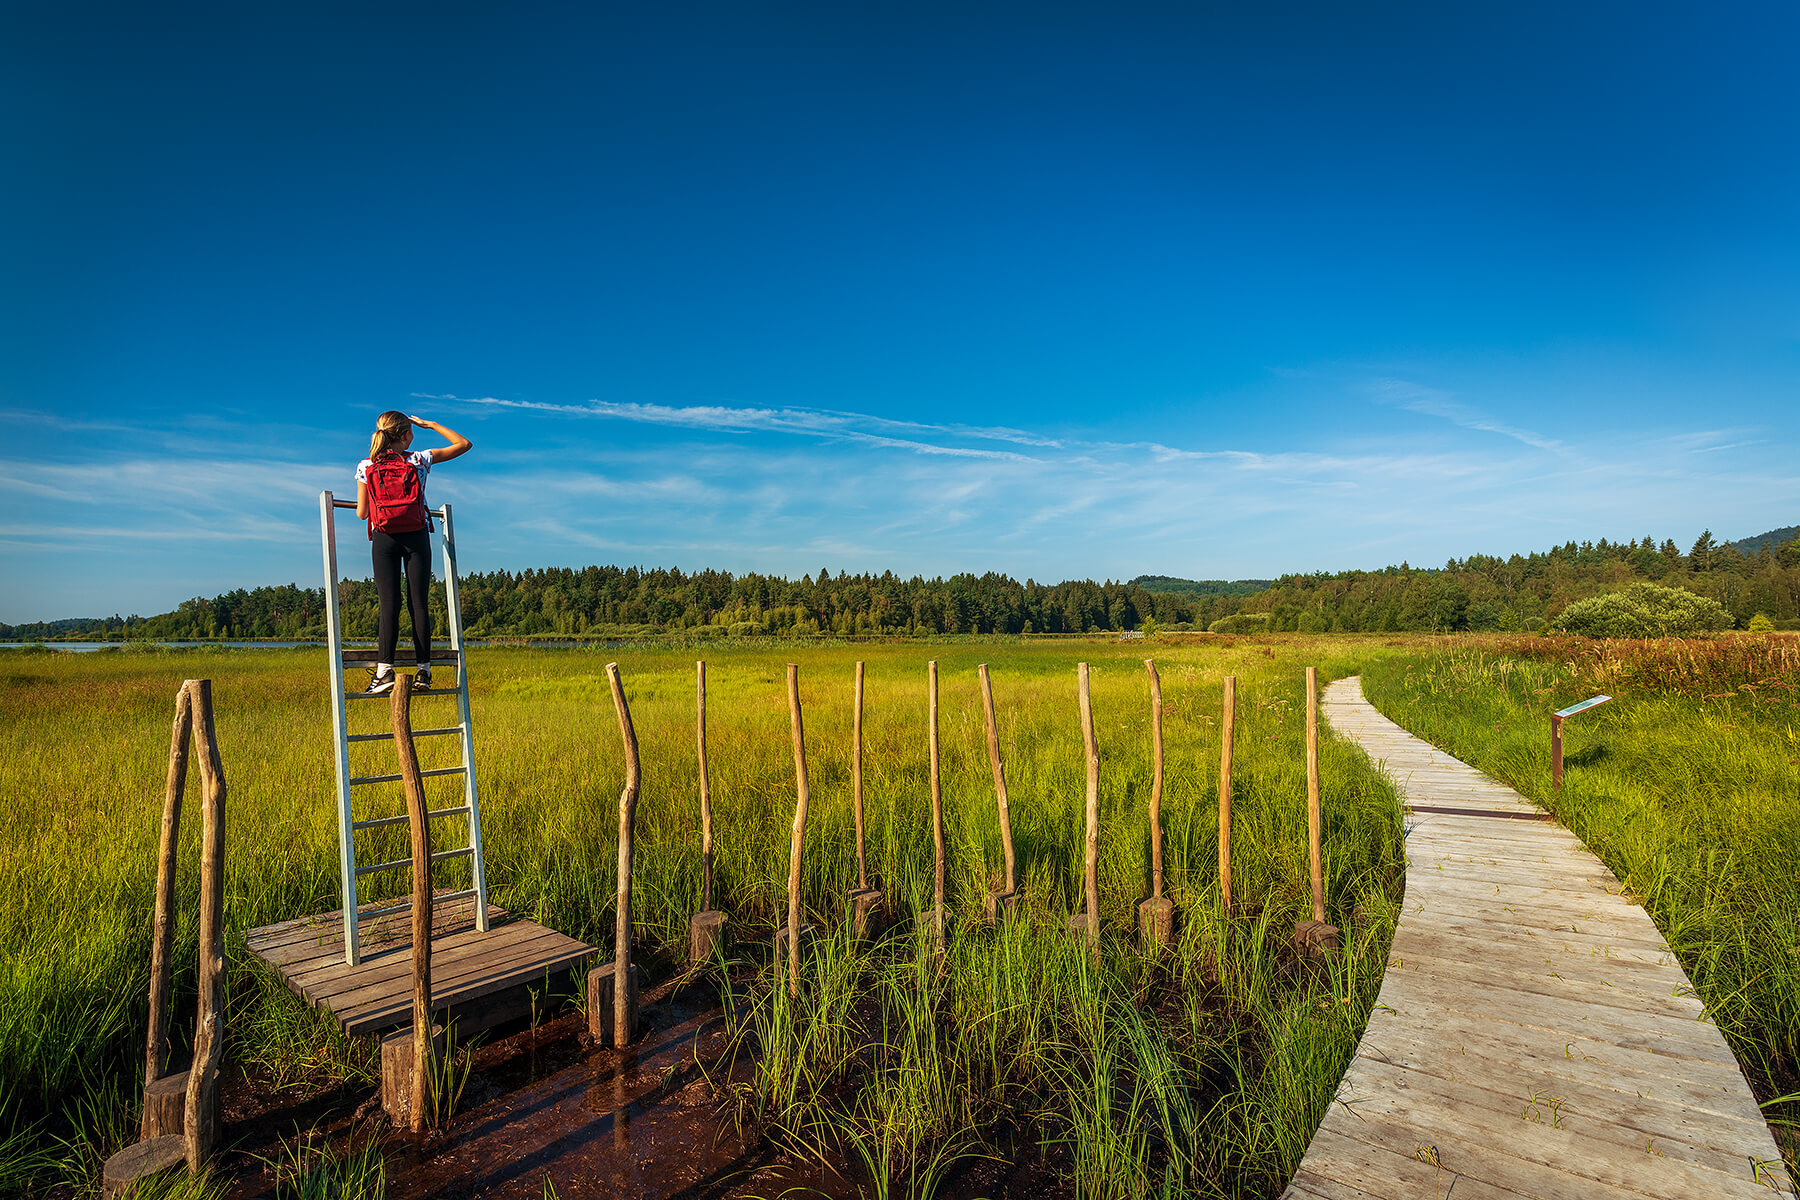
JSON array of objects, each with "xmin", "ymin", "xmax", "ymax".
[
  {"xmin": 853, "ymin": 661, "xmax": 867, "ymax": 892},
  {"xmin": 785, "ymin": 664, "xmax": 811, "ymax": 996},
  {"xmin": 1306, "ymin": 666, "xmax": 1324, "ymax": 923},
  {"xmin": 978, "ymin": 664, "xmax": 1017, "ymax": 896},
  {"xmin": 928, "ymin": 660, "xmax": 946, "ymax": 946},
  {"xmin": 607, "ymin": 663, "xmax": 641, "ymax": 1044},
  {"xmin": 1219, "ymin": 675, "xmax": 1236, "ymax": 915},
  {"xmin": 697, "ymin": 661, "xmax": 712, "ymax": 911},
  {"xmin": 1078, "ymin": 662, "xmax": 1100, "ymax": 954},
  {"xmin": 391, "ymin": 675, "xmax": 435, "ymax": 1132},
  {"xmin": 1550, "ymin": 714, "xmax": 1564, "ymax": 791},
  {"xmin": 1144, "ymin": 659, "xmax": 1164, "ymax": 900},
  {"xmin": 183, "ymin": 680, "xmax": 226, "ymax": 1169},
  {"xmin": 143, "ymin": 683, "xmax": 192, "ymax": 1130}
]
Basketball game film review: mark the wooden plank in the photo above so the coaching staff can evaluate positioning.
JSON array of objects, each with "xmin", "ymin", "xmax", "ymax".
[
  {"xmin": 1292, "ymin": 1127, "xmax": 1570, "ymax": 1200},
  {"xmin": 298, "ymin": 926, "xmax": 577, "ymax": 1006},
  {"xmin": 246, "ymin": 905, "xmax": 597, "ymax": 1039},
  {"xmin": 1341, "ymin": 1054, "xmax": 1776, "ymax": 1174},
  {"xmin": 1354, "ymin": 1005, "xmax": 1773, "ymax": 1113},
  {"xmin": 1319, "ymin": 1086, "xmax": 1772, "ymax": 1200}
]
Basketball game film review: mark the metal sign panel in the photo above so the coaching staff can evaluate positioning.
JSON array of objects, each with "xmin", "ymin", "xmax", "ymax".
[{"xmin": 1554, "ymin": 695, "xmax": 1612, "ymax": 719}]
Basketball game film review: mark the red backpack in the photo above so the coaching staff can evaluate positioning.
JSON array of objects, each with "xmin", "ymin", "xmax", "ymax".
[{"xmin": 365, "ymin": 453, "xmax": 430, "ymax": 538}]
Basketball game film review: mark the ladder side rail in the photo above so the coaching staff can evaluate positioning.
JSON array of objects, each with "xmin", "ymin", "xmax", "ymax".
[
  {"xmin": 320, "ymin": 491, "xmax": 362, "ymax": 965},
  {"xmin": 439, "ymin": 502, "xmax": 490, "ymax": 932}
]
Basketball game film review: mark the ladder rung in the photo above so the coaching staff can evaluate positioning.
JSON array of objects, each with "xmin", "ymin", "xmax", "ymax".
[
  {"xmin": 344, "ymin": 688, "xmax": 459, "ymax": 701},
  {"xmin": 349, "ymin": 764, "xmax": 466, "ymax": 787},
  {"xmin": 355, "ymin": 886, "xmax": 477, "ymax": 921},
  {"xmin": 341, "ymin": 649, "xmax": 461, "ymax": 664},
  {"xmin": 354, "ymin": 846, "xmax": 473, "ymax": 877},
  {"xmin": 347, "ymin": 726, "xmax": 463, "ymax": 743},
  {"xmin": 353, "ymin": 804, "xmax": 471, "ymax": 831}
]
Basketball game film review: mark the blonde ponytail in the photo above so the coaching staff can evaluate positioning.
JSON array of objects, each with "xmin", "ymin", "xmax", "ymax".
[{"xmin": 369, "ymin": 410, "xmax": 411, "ymax": 459}]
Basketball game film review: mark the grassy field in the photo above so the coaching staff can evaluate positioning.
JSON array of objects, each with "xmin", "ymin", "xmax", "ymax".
[
  {"xmin": 1362, "ymin": 636, "xmax": 1800, "ymax": 1179},
  {"xmin": 0, "ymin": 637, "xmax": 1408, "ymax": 1198}
]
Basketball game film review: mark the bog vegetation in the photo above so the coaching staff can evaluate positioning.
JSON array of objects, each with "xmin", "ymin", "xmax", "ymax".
[
  {"xmin": 0, "ymin": 639, "xmax": 1406, "ymax": 1198},
  {"xmin": 5, "ymin": 632, "xmax": 1796, "ymax": 1195}
]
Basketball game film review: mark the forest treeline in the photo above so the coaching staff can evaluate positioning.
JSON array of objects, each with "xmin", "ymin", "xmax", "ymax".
[{"xmin": 6, "ymin": 529, "xmax": 1798, "ymax": 641}]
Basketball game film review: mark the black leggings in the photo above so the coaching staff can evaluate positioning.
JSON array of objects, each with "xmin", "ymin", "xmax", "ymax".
[{"xmin": 371, "ymin": 528, "xmax": 432, "ymax": 666}]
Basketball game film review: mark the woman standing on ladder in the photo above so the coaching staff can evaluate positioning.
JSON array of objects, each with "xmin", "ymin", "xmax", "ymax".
[{"xmin": 356, "ymin": 411, "xmax": 472, "ymax": 694}]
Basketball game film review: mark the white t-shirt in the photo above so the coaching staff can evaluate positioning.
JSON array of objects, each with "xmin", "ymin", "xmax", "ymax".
[{"xmin": 356, "ymin": 450, "xmax": 434, "ymax": 489}]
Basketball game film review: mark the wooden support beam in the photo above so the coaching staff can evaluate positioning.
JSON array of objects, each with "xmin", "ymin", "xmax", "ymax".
[
  {"xmin": 142, "ymin": 683, "xmax": 192, "ymax": 1138},
  {"xmin": 978, "ymin": 664, "xmax": 1018, "ymax": 921},
  {"xmin": 1138, "ymin": 659, "xmax": 1172, "ymax": 949},
  {"xmin": 182, "ymin": 679, "xmax": 225, "ymax": 1170},
  {"xmin": 927, "ymin": 660, "xmax": 947, "ymax": 949},
  {"xmin": 1219, "ymin": 675, "xmax": 1236, "ymax": 916},
  {"xmin": 784, "ymin": 664, "xmax": 811, "ymax": 996},
  {"xmin": 846, "ymin": 660, "xmax": 883, "ymax": 935},
  {"xmin": 1078, "ymin": 662, "xmax": 1100, "ymax": 954},
  {"xmin": 697, "ymin": 661, "xmax": 713, "ymax": 912},
  {"xmin": 1306, "ymin": 666, "xmax": 1324, "ymax": 924},
  {"xmin": 606, "ymin": 662, "xmax": 640, "ymax": 1046},
  {"xmin": 689, "ymin": 660, "xmax": 726, "ymax": 962},
  {"xmin": 391, "ymin": 674, "xmax": 437, "ymax": 1131}
]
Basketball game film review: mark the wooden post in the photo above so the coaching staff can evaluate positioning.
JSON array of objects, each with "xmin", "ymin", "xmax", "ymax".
[
  {"xmin": 784, "ymin": 664, "xmax": 812, "ymax": 995},
  {"xmin": 1219, "ymin": 675, "xmax": 1236, "ymax": 916},
  {"xmin": 390, "ymin": 674, "xmax": 436, "ymax": 1131},
  {"xmin": 690, "ymin": 661, "xmax": 727, "ymax": 962},
  {"xmin": 1077, "ymin": 663, "xmax": 1101, "ymax": 953},
  {"xmin": 182, "ymin": 680, "xmax": 226, "ymax": 1170},
  {"xmin": 1306, "ymin": 666, "xmax": 1324, "ymax": 924},
  {"xmin": 846, "ymin": 661, "xmax": 883, "ymax": 936},
  {"xmin": 142, "ymin": 684, "xmax": 192, "ymax": 1136},
  {"xmin": 926, "ymin": 660, "xmax": 946, "ymax": 948},
  {"xmin": 608, "ymin": 663, "xmax": 640, "ymax": 1045},
  {"xmin": 853, "ymin": 661, "xmax": 867, "ymax": 892},
  {"xmin": 1294, "ymin": 667, "xmax": 1340, "ymax": 965},
  {"xmin": 1137, "ymin": 660, "xmax": 1173, "ymax": 948},
  {"xmin": 697, "ymin": 661, "xmax": 712, "ymax": 912},
  {"xmin": 1551, "ymin": 713, "xmax": 1564, "ymax": 790},
  {"xmin": 978, "ymin": 664, "xmax": 1019, "ymax": 922}
]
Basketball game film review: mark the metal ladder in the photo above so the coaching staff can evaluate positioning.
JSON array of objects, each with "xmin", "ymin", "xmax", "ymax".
[{"xmin": 318, "ymin": 491, "xmax": 490, "ymax": 965}]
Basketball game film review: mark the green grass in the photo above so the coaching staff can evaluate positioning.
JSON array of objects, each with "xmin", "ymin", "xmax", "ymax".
[
  {"xmin": 1362, "ymin": 642, "xmax": 1800, "ymax": 1180},
  {"xmin": 1, "ymin": 637, "xmax": 1409, "ymax": 1196}
]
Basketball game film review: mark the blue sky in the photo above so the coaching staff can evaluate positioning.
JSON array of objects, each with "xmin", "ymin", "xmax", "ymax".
[{"xmin": 3, "ymin": 2, "xmax": 1797, "ymax": 621}]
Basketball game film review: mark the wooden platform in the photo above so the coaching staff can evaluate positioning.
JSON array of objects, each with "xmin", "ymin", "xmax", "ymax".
[
  {"xmin": 1284, "ymin": 677, "xmax": 1793, "ymax": 1200},
  {"xmin": 247, "ymin": 896, "xmax": 597, "ymax": 1040}
]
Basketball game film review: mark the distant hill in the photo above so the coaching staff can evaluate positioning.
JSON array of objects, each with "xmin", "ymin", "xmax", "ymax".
[
  {"xmin": 1129, "ymin": 576, "xmax": 1273, "ymax": 597},
  {"xmin": 1727, "ymin": 525, "xmax": 1799, "ymax": 555}
]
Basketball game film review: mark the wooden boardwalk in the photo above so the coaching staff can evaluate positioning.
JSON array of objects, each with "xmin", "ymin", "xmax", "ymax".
[
  {"xmin": 247, "ymin": 896, "xmax": 596, "ymax": 1040},
  {"xmin": 1285, "ymin": 676, "xmax": 1792, "ymax": 1200}
]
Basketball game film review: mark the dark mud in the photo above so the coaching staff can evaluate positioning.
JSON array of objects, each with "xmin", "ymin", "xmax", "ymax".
[{"xmin": 204, "ymin": 976, "xmax": 876, "ymax": 1200}]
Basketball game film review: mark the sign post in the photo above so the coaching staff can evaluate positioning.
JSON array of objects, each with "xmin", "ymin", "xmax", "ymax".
[{"xmin": 1551, "ymin": 695, "xmax": 1612, "ymax": 790}]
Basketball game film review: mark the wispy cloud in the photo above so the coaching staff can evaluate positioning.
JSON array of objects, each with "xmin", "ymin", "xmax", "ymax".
[
  {"xmin": 413, "ymin": 393, "xmax": 1053, "ymax": 458},
  {"xmin": 1363, "ymin": 377, "xmax": 1565, "ymax": 452}
]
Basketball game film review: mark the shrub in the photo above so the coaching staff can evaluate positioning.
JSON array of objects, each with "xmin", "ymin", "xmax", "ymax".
[
  {"xmin": 1208, "ymin": 612, "xmax": 1270, "ymax": 634},
  {"xmin": 1552, "ymin": 583, "xmax": 1733, "ymax": 639},
  {"xmin": 1747, "ymin": 612, "xmax": 1776, "ymax": 633}
]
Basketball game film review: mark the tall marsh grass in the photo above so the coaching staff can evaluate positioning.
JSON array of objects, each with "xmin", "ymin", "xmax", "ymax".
[{"xmin": 1, "ymin": 639, "xmax": 1406, "ymax": 1195}]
